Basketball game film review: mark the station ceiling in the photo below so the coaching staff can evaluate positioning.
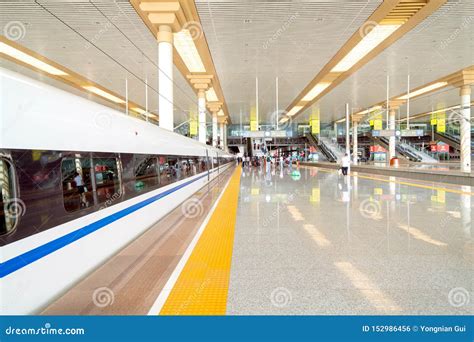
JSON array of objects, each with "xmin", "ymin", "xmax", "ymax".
[{"xmin": 1, "ymin": 0, "xmax": 473, "ymax": 125}]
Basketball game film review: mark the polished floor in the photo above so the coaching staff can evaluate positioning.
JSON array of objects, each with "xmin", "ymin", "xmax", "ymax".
[{"xmin": 227, "ymin": 164, "xmax": 473, "ymax": 315}]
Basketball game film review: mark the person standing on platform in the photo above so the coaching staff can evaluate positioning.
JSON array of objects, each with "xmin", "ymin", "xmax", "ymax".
[
  {"xmin": 279, "ymin": 155, "xmax": 284, "ymax": 169},
  {"xmin": 340, "ymin": 153, "xmax": 351, "ymax": 176},
  {"xmin": 266, "ymin": 154, "xmax": 272, "ymax": 173}
]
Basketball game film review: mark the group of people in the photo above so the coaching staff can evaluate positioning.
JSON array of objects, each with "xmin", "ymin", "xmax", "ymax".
[{"xmin": 240, "ymin": 154, "xmax": 296, "ymax": 170}]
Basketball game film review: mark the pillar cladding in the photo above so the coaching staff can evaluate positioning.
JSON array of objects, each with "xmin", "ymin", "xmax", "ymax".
[
  {"xmin": 207, "ymin": 102, "xmax": 222, "ymax": 148},
  {"xmin": 212, "ymin": 113, "xmax": 218, "ymax": 147},
  {"xmin": 187, "ymin": 75, "xmax": 213, "ymax": 145},
  {"xmin": 223, "ymin": 123, "xmax": 228, "ymax": 150},
  {"xmin": 388, "ymin": 109, "xmax": 396, "ymax": 160},
  {"xmin": 460, "ymin": 85, "xmax": 471, "ymax": 173},
  {"xmin": 198, "ymin": 90, "xmax": 207, "ymax": 144},
  {"xmin": 158, "ymin": 25, "xmax": 174, "ymax": 131},
  {"xmin": 219, "ymin": 122, "xmax": 224, "ymax": 148},
  {"xmin": 352, "ymin": 119, "xmax": 358, "ymax": 165},
  {"xmin": 345, "ymin": 103, "xmax": 350, "ymax": 156}
]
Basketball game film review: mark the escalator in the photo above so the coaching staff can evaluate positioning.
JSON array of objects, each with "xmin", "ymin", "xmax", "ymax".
[
  {"xmin": 434, "ymin": 131, "xmax": 474, "ymax": 151},
  {"xmin": 304, "ymin": 134, "xmax": 331, "ymax": 162},
  {"xmin": 362, "ymin": 132, "xmax": 421, "ymax": 162}
]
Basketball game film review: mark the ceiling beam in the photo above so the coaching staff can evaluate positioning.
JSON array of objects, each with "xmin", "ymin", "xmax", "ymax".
[
  {"xmin": 129, "ymin": 0, "xmax": 232, "ymax": 124},
  {"xmin": 284, "ymin": 0, "xmax": 447, "ymax": 121}
]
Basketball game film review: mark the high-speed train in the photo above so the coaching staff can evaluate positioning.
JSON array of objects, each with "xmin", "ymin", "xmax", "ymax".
[{"xmin": 0, "ymin": 67, "xmax": 234, "ymax": 314}]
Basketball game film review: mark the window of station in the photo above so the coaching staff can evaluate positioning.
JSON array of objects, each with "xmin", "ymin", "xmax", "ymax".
[
  {"xmin": 94, "ymin": 158, "xmax": 121, "ymax": 204},
  {"xmin": 61, "ymin": 157, "xmax": 94, "ymax": 212},
  {"xmin": 0, "ymin": 158, "xmax": 18, "ymax": 235},
  {"xmin": 133, "ymin": 155, "xmax": 159, "ymax": 192}
]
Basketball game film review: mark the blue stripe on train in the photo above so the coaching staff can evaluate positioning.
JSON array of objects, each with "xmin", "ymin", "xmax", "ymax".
[{"xmin": 0, "ymin": 168, "xmax": 222, "ymax": 278}]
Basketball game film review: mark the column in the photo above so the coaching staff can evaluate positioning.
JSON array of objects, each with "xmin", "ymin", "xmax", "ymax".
[
  {"xmin": 187, "ymin": 75, "xmax": 213, "ymax": 145},
  {"xmin": 198, "ymin": 90, "xmax": 206, "ymax": 144},
  {"xmin": 223, "ymin": 123, "xmax": 227, "ymax": 150},
  {"xmin": 345, "ymin": 103, "xmax": 350, "ymax": 156},
  {"xmin": 207, "ymin": 102, "xmax": 222, "ymax": 148},
  {"xmin": 352, "ymin": 118, "xmax": 358, "ymax": 165},
  {"xmin": 460, "ymin": 85, "xmax": 471, "ymax": 173},
  {"xmin": 334, "ymin": 122, "xmax": 338, "ymax": 137},
  {"xmin": 219, "ymin": 122, "xmax": 224, "ymax": 148},
  {"xmin": 388, "ymin": 108, "xmax": 396, "ymax": 160},
  {"xmin": 212, "ymin": 113, "xmax": 218, "ymax": 147},
  {"xmin": 158, "ymin": 25, "xmax": 174, "ymax": 131}
]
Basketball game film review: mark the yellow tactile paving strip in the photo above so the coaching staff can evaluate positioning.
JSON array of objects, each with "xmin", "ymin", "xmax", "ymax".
[{"xmin": 160, "ymin": 166, "xmax": 242, "ymax": 315}]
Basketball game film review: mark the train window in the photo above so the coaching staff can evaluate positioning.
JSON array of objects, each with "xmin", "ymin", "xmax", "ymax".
[
  {"xmin": 189, "ymin": 157, "xmax": 199, "ymax": 175},
  {"xmin": 94, "ymin": 158, "xmax": 121, "ymax": 204},
  {"xmin": 61, "ymin": 157, "xmax": 94, "ymax": 212},
  {"xmin": 169, "ymin": 157, "xmax": 182, "ymax": 181},
  {"xmin": 158, "ymin": 156, "xmax": 171, "ymax": 186},
  {"xmin": 134, "ymin": 155, "xmax": 159, "ymax": 191},
  {"xmin": 0, "ymin": 158, "xmax": 18, "ymax": 235},
  {"xmin": 198, "ymin": 157, "xmax": 208, "ymax": 173}
]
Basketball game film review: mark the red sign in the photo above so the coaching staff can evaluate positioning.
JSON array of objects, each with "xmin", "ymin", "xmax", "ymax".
[
  {"xmin": 437, "ymin": 143, "xmax": 449, "ymax": 153},
  {"xmin": 431, "ymin": 143, "xmax": 450, "ymax": 152},
  {"xmin": 370, "ymin": 145, "xmax": 387, "ymax": 153}
]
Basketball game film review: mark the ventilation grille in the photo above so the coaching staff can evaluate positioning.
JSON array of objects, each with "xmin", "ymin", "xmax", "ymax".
[{"xmin": 381, "ymin": 0, "xmax": 428, "ymax": 25}]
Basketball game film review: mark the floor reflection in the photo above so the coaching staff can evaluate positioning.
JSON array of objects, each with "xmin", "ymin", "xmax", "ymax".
[{"xmin": 229, "ymin": 164, "xmax": 473, "ymax": 315}]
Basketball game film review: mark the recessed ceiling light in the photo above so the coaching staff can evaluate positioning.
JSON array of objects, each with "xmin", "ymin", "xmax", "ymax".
[
  {"xmin": 397, "ymin": 82, "xmax": 448, "ymax": 100},
  {"xmin": 302, "ymin": 82, "xmax": 331, "ymax": 101},
  {"xmin": 83, "ymin": 86, "xmax": 125, "ymax": 104},
  {"xmin": 174, "ymin": 30, "xmax": 206, "ymax": 73},
  {"xmin": 0, "ymin": 42, "xmax": 68, "ymax": 76},
  {"xmin": 287, "ymin": 106, "xmax": 303, "ymax": 116},
  {"xmin": 332, "ymin": 24, "xmax": 401, "ymax": 72}
]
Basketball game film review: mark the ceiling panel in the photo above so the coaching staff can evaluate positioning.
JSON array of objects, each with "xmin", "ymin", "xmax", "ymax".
[
  {"xmin": 312, "ymin": 0, "xmax": 474, "ymax": 123},
  {"xmin": 0, "ymin": 0, "xmax": 198, "ymax": 125},
  {"xmin": 196, "ymin": 0, "xmax": 383, "ymax": 124}
]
